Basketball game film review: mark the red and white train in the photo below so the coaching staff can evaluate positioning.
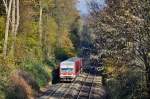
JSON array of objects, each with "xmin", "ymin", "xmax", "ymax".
[{"xmin": 59, "ymin": 57, "xmax": 83, "ymax": 81}]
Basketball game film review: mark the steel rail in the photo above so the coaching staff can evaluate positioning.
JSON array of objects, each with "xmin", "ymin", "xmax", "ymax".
[
  {"xmin": 88, "ymin": 73, "xmax": 96, "ymax": 99},
  {"xmin": 49, "ymin": 83, "xmax": 71, "ymax": 99},
  {"xmin": 76, "ymin": 72, "xmax": 91, "ymax": 99},
  {"xmin": 60, "ymin": 76, "xmax": 78, "ymax": 99}
]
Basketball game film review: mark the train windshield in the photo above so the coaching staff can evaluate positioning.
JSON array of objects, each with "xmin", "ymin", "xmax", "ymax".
[{"xmin": 61, "ymin": 68, "xmax": 73, "ymax": 72}]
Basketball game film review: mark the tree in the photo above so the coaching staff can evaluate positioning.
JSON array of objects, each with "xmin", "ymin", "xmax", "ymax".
[
  {"xmin": 39, "ymin": 0, "xmax": 43, "ymax": 46},
  {"xmin": 10, "ymin": 0, "xmax": 20, "ymax": 58},
  {"xmin": 87, "ymin": 0, "xmax": 150, "ymax": 98},
  {"xmin": 2, "ymin": 0, "xmax": 13, "ymax": 59}
]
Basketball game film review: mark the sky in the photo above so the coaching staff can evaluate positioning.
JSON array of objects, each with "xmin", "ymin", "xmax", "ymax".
[{"xmin": 76, "ymin": 0, "xmax": 105, "ymax": 15}]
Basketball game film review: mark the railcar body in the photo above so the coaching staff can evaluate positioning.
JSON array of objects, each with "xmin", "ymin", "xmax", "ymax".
[{"xmin": 59, "ymin": 57, "xmax": 83, "ymax": 81}]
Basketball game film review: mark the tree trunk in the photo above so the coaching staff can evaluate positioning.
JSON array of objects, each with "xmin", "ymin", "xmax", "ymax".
[
  {"xmin": 11, "ymin": 0, "xmax": 15, "ymax": 34},
  {"xmin": 3, "ymin": 0, "xmax": 13, "ymax": 59},
  {"xmin": 10, "ymin": 0, "xmax": 16, "ymax": 57},
  {"xmin": 14, "ymin": 0, "xmax": 20, "ymax": 35},
  {"xmin": 2, "ymin": 0, "xmax": 8, "ymax": 13},
  {"xmin": 39, "ymin": 0, "xmax": 43, "ymax": 61},
  {"xmin": 10, "ymin": 0, "xmax": 20, "ymax": 58},
  {"xmin": 39, "ymin": 0, "xmax": 43, "ymax": 46}
]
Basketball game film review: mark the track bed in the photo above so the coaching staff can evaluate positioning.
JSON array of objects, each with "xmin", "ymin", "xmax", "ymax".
[{"xmin": 38, "ymin": 72, "xmax": 108, "ymax": 99}]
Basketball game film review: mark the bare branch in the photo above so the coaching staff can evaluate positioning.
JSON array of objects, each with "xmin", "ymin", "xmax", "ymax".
[{"xmin": 2, "ymin": 0, "xmax": 8, "ymax": 13}]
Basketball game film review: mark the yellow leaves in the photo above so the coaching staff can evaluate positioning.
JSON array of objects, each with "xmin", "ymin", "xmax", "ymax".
[
  {"xmin": 41, "ymin": 0, "xmax": 54, "ymax": 9},
  {"xmin": 107, "ymin": 66, "xmax": 115, "ymax": 74},
  {"xmin": 60, "ymin": 29, "xmax": 74, "ymax": 49},
  {"xmin": 55, "ymin": 28, "xmax": 76, "ymax": 57},
  {"xmin": 47, "ymin": 18, "xmax": 57, "ymax": 46},
  {"xmin": 105, "ymin": 57, "xmax": 129, "ymax": 78},
  {"xmin": 0, "ymin": 17, "xmax": 5, "ymax": 33},
  {"xmin": 43, "ymin": 65, "xmax": 52, "ymax": 76},
  {"xmin": 67, "ymin": 50, "xmax": 76, "ymax": 57},
  {"xmin": 148, "ymin": 53, "xmax": 150, "ymax": 57},
  {"xmin": 0, "ymin": 17, "xmax": 5, "ymax": 52}
]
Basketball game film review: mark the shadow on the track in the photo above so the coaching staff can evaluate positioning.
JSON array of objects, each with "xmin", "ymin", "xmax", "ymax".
[{"xmin": 67, "ymin": 80, "xmax": 109, "ymax": 99}]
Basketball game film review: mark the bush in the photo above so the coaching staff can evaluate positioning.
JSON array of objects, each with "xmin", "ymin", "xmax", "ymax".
[
  {"xmin": 106, "ymin": 67, "xmax": 147, "ymax": 99},
  {"xmin": 17, "ymin": 70, "xmax": 40, "ymax": 92},
  {"xmin": 0, "ymin": 91, "xmax": 5, "ymax": 99},
  {"xmin": 0, "ymin": 64, "xmax": 11, "ymax": 99},
  {"xmin": 6, "ymin": 71, "xmax": 33, "ymax": 99},
  {"xmin": 22, "ymin": 60, "xmax": 47, "ymax": 86},
  {"xmin": 0, "ymin": 57, "xmax": 56, "ymax": 99},
  {"xmin": 22, "ymin": 59, "xmax": 54, "ymax": 87},
  {"xmin": 0, "ymin": 58, "xmax": 55, "ymax": 99}
]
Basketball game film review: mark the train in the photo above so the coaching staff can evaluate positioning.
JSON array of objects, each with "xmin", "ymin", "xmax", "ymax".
[{"xmin": 59, "ymin": 57, "xmax": 83, "ymax": 81}]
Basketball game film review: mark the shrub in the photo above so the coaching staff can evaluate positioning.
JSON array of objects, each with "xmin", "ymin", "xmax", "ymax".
[
  {"xmin": 6, "ymin": 71, "xmax": 33, "ymax": 99},
  {"xmin": 0, "ymin": 64, "xmax": 11, "ymax": 99},
  {"xmin": 0, "ymin": 91, "xmax": 5, "ymax": 99},
  {"xmin": 106, "ymin": 69, "xmax": 147, "ymax": 99},
  {"xmin": 22, "ymin": 59, "xmax": 53, "ymax": 86},
  {"xmin": 17, "ymin": 70, "xmax": 40, "ymax": 92}
]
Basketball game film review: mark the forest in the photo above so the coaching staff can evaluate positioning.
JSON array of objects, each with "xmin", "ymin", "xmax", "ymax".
[
  {"xmin": 0, "ymin": 0, "xmax": 150, "ymax": 99},
  {"xmin": 0, "ymin": 0, "xmax": 82, "ymax": 98}
]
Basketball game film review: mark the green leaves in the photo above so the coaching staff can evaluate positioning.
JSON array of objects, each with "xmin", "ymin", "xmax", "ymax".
[
  {"xmin": 40, "ymin": 0, "xmax": 52, "ymax": 8},
  {"xmin": 0, "ymin": 17, "xmax": 5, "ymax": 52},
  {"xmin": 0, "ymin": 0, "xmax": 81, "ymax": 98}
]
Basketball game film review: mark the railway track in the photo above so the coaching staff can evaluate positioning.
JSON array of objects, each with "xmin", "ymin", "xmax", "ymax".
[
  {"xmin": 76, "ymin": 73, "xmax": 95, "ymax": 99},
  {"xmin": 89, "ymin": 74, "xmax": 95, "ymax": 99},
  {"xmin": 38, "ymin": 84, "xmax": 63, "ymax": 99},
  {"xmin": 61, "ymin": 73, "xmax": 88, "ymax": 99},
  {"xmin": 51, "ymin": 74, "xmax": 87, "ymax": 99},
  {"xmin": 44, "ymin": 76, "xmax": 79, "ymax": 99},
  {"xmin": 38, "ymin": 71, "xmax": 105, "ymax": 99},
  {"xmin": 49, "ymin": 83, "xmax": 70, "ymax": 99},
  {"xmin": 89, "ymin": 76, "xmax": 105, "ymax": 99}
]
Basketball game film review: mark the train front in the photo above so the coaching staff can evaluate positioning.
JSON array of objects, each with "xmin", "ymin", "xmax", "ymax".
[{"xmin": 59, "ymin": 60, "xmax": 76, "ymax": 81}]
